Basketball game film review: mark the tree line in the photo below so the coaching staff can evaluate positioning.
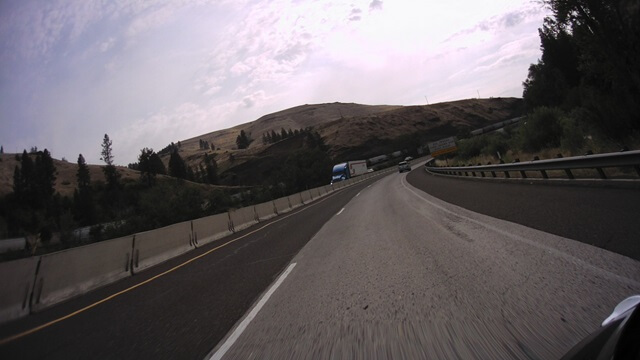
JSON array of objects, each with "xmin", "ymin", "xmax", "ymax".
[{"xmin": 522, "ymin": 0, "xmax": 640, "ymax": 142}]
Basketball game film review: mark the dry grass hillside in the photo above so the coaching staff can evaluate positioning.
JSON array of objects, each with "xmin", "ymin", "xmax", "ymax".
[
  {"xmin": 1, "ymin": 97, "xmax": 523, "ymax": 195},
  {"xmin": 317, "ymin": 97, "xmax": 522, "ymax": 159},
  {"xmin": 0, "ymin": 154, "xmax": 139, "ymax": 197},
  {"xmin": 162, "ymin": 97, "xmax": 522, "ymax": 176}
]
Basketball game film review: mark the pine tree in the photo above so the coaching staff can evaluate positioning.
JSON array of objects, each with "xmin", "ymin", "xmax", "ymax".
[
  {"xmin": 100, "ymin": 134, "xmax": 120, "ymax": 190},
  {"xmin": 168, "ymin": 149, "xmax": 187, "ymax": 179},
  {"xmin": 236, "ymin": 130, "xmax": 250, "ymax": 149},
  {"xmin": 138, "ymin": 148, "xmax": 157, "ymax": 187},
  {"xmin": 74, "ymin": 154, "xmax": 94, "ymax": 226}
]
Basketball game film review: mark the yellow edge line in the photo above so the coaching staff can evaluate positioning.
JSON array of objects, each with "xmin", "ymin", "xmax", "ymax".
[{"xmin": 0, "ymin": 188, "xmax": 347, "ymax": 346}]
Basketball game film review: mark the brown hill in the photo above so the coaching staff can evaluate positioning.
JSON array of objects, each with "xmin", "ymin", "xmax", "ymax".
[
  {"xmin": 0, "ymin": 97, "xmax": 523, "ymax": 195},
  {"xmin": 162, "ymin": 97, "xmax": 523, "ymax": 183},
  {"xmin": 0, "ymin": 154, "xmax": 139, "ymax": 197}
]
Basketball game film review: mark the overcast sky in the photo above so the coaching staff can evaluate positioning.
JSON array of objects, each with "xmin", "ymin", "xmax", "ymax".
[{"xmin": 0, "ymin": 0, "xmax": 549, "ymax": 165}]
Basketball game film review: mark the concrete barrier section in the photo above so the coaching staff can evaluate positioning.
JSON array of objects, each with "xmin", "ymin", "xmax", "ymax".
[
  {"xmin": 301, "ymin": 190, "xmax": 313, "ymax": 204},
  {"xmin": 32, "ymin": 235, "xmax": 133, "ymax": 311},
  {"xmin": 316, "ymin": 186, "xmax": 327, "ymax": 197},
  {"xmin": 133, "ymin": 221, "xmax": 193, "ymax": 274},
  {"xmin": 192, "ymin": 213, "xmax": 232, "ymax": 246},
  {"xmin": 323, "ymin": 185, "xmax": 333, "ymax": 195},
  {"xmin": 274, "ymin": 197, "xmax": 291, "ymax": 214},
  {"xmin": 229, "ymin": 206, "xmax": 258, "ymax": 232},
  {"xmin": 0, "ymin": 257, "xmax": 39, "ymax": 323},
  {"xmin": 289, "ymin": 193, "xmax": 303, "ymax": 209},
  {"xmin": 255, "ymin": 201, "xmax": 277, "ymax": 221}
]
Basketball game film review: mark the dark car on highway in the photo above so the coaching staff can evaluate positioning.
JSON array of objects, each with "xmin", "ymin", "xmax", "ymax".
[{"xmin": 398, "ymin": 161, "xmax": 411, "ymax": 173}]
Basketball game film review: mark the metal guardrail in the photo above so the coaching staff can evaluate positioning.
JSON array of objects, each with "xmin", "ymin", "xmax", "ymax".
[{"xmin": 425, "ymin": 150, "xmax": 640, "ymax": 180}]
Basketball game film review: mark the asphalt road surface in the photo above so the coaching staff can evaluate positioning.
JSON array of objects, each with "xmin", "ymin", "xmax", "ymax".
[
  {"xmin": 407, "ymin": 167, "xmax": 640, "ymax": 261},
  {"xmin": 2, "ymin": 165, "xmax": 639, "ymax": 359},
  {"xmin": 215, "ymin": 168, "xmax": 640, "ymax": 359},
  {"xmin": 0, "ymin": 180, "xmax": 374, "ymax": 360}
]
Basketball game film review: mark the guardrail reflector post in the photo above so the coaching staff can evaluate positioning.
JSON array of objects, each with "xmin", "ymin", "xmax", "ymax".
[
  {"xmin": 513, "ymin": 159, "xmax": 526, "ymax": 178},
  {"xmin": 488, "ymin": 162, "xmax": 496, "ymax": 177},
  {"xmin": 584, "ymin": 150, "xmax": 607, "ymax": 179},
  {"xmin": 533, "ymin": 156, "xmax": 548, "ymax": 179},
  {"xmin": 477, "ymin": 163, "xmax": 485, "ymax": 177},
  {"xmin": 557, "ymin": 154, "xmax": 574, "ymax": 179}
]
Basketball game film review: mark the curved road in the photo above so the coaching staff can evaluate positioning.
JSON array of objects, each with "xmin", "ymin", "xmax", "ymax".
[
  {"xmin": 217, "ymin": 167, "xmax": 640, "ymax": 359},
  {"xmin": 2, "ymin": 164, "xmax": 639, "ymax": 359}
]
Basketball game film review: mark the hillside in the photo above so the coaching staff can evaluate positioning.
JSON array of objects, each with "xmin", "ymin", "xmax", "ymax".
[
  {"xmin": 160, "ymin": 97, "xmax": 523, "ymax": 184},
  {"xmin": 0, "ymin": 154, "xmax": 140, "ymax": 197},
  {"xmin": 0, "ymin": 97, "xmax": 523, "ymax": 195}
]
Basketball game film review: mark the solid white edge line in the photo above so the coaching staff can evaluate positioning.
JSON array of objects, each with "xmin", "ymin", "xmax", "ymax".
[
  {"xmin": 336, "ymin": 208, "xmax": 345, "ymax": 216},
  {"xmin": 206, "ymin": 262, "xmax": 297, "ymax": 360}
]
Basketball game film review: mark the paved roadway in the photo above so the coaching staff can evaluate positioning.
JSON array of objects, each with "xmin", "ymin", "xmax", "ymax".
[
  {"xmin": 215, "ymin": 166, "xmax": 640, "ymax": 359},
  {"xmin": 0, "ymin": 181, "xmax": 373, "ymax": 360},
  {"xmin": 2, "ymin": 164, "xmax": 639, "ymax": 359},
  {"xmin": 407, "ymin": 168, "xmax": 640, "ymax": 261}
]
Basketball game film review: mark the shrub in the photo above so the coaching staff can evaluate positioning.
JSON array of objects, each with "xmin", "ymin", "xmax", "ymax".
[{"xmin": 516, "ymin": 107, "xmax": 563, "ymax": 152}]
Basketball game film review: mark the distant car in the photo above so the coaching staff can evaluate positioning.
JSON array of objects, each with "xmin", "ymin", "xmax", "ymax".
[
  {"xmin": 404, "ymin": 156, "xmax": 413, "ymax": 162},
  {"xmin": 398, "ymin": 161, "xmax": 411, "ymax": 173},
  {"xmin": 562, "ymin": 295, "xmax": 640, "ymax": 359}
]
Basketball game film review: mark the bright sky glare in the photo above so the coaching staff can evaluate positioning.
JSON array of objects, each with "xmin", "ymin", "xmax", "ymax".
[{"xmin": 0, "ymin": 0, "xmax": 550, "ymax": 165}]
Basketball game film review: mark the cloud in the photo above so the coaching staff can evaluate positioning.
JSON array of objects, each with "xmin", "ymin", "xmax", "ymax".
[
  {"xmin": 349, "ymin": 8, "xmax": 362, "ymax": 22},
  {"xmin": 444, "ymin": 4, "xmax": 546, "ymax": 43},
  {"xmin": 100, "ymin": 37, "xmax": 116, "ymax": 52},
  {"xmin": 369, "ymin": 0, "xmax": 383, "ymax": 11}
]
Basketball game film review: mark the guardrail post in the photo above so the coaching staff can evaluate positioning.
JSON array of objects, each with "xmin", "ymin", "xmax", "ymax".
[
  {"xmin": 477, "ymin": 163, "xmax": 485, "ymax": 177},
  {"xmin": 488, "ymin": 162, "xmax": 496, "ymax": 177},
  {"xmin": 533, "ymin": 156, "xmax": 548, "ymax": 179},
  {"xmin": 469, "ymin": 164, "xmax": 475, "ymax": 177},
  {"xmin": 557, "ymin": 154, "xmax": 574, "ymax": 179},
  {"xmin": 585, "ymin": 150, "xmax": 607, "ymax": 179},
  {"xmin": 500, "ymin": 159, "xmax": 510, "ymax": 178},
  {"xmin": 514, "ymin": 159, "xmax": 526, "ymax": 178}
]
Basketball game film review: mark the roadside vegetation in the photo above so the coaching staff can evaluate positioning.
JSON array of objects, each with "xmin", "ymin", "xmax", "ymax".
[{"xmin": 443, "ymin": 0, "xmax": 639, "ymax": 167}]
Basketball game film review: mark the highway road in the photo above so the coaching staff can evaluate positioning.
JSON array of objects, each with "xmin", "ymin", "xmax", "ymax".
[
  {"xmin": 214, "ymin": 166, "xmax": 640, "ymax": 359},
  {"xmin": 1, "ymin": 164, "xmax": 639, "ymax": 359}
]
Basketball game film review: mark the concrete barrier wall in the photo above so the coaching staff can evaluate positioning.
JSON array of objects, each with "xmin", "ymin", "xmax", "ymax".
[
  {"xmin": 274, "ymin": 196, "xmax": 291, "ymax": 214},
  {"xmin": 301, "ymin": 190, "xmax": 313, "ymax": 204},
  {"xmin": 32, "ymin": 235, "xmax": 133, "ymax": 311},
  {"xmin": 255, "ymin": 201, "xmax": 277, "ymax": 221},
  {"xmin": 229, "ymin": 206, "xmax": 257, "ymax": 232},
  {"xmin": 317, "ymin": 186, "xmax": 327, "ymax": 197},
  {"xmin": 0, "ymin": 257, "xmax": 39, "ymax": 324},
  {"xmin": 323, "ymin": 185, "xmax": 333, "ymax": 195},
  {"xmin": 192, "ymin": 213, "xmax": 232, "ymax": 246},
  {"xmin": 289, "ymin": 193, "xmax": 303, "ymax": 209},
  {"xmin": 133, "ymin": 221, "xmax": 193, "ymax": 274}
]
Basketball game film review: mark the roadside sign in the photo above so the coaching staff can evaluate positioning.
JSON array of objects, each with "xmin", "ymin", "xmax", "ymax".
[{"xmin": 428, "ymin": 137, "xmax": 457, "ymax": 157}]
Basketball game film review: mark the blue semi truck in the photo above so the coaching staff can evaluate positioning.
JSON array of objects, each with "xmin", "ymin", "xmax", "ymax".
[{"xmin": 331, "ymin": 160, "xmax": 368, "ymax": 184}]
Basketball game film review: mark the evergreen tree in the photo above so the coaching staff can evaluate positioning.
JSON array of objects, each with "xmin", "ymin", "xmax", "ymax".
[
  {"xmin": 100, "ymin": 134, "xmax": 120, "ymax": 190},
  {"xmin": 280, "ymin": 128, "xmax": 288, "ymax": 139},
  {"xmin": 74, "ymin": 154, "xmax": 94, "ymax": 226},
  {"xmin": 76, "ymin": 154, "xmax": 91, "ymax": 189},
  {"xmin": 138, "ymin": 148, "xmax": 158, "ymax": 187},
  {"xmin": 149, "ymin": 152, "xmax": 166, "ymax": 175},
  {"xmin": 204, "ymin": 153, "xmax": 218, "ymax": 184},
  {"xmin": 236, "ymin": 130, "xmax": 250, "ymax": 149},
  {"xmin": 168, "ymin": 149, "xmax": 187, "ymax": 179}
]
